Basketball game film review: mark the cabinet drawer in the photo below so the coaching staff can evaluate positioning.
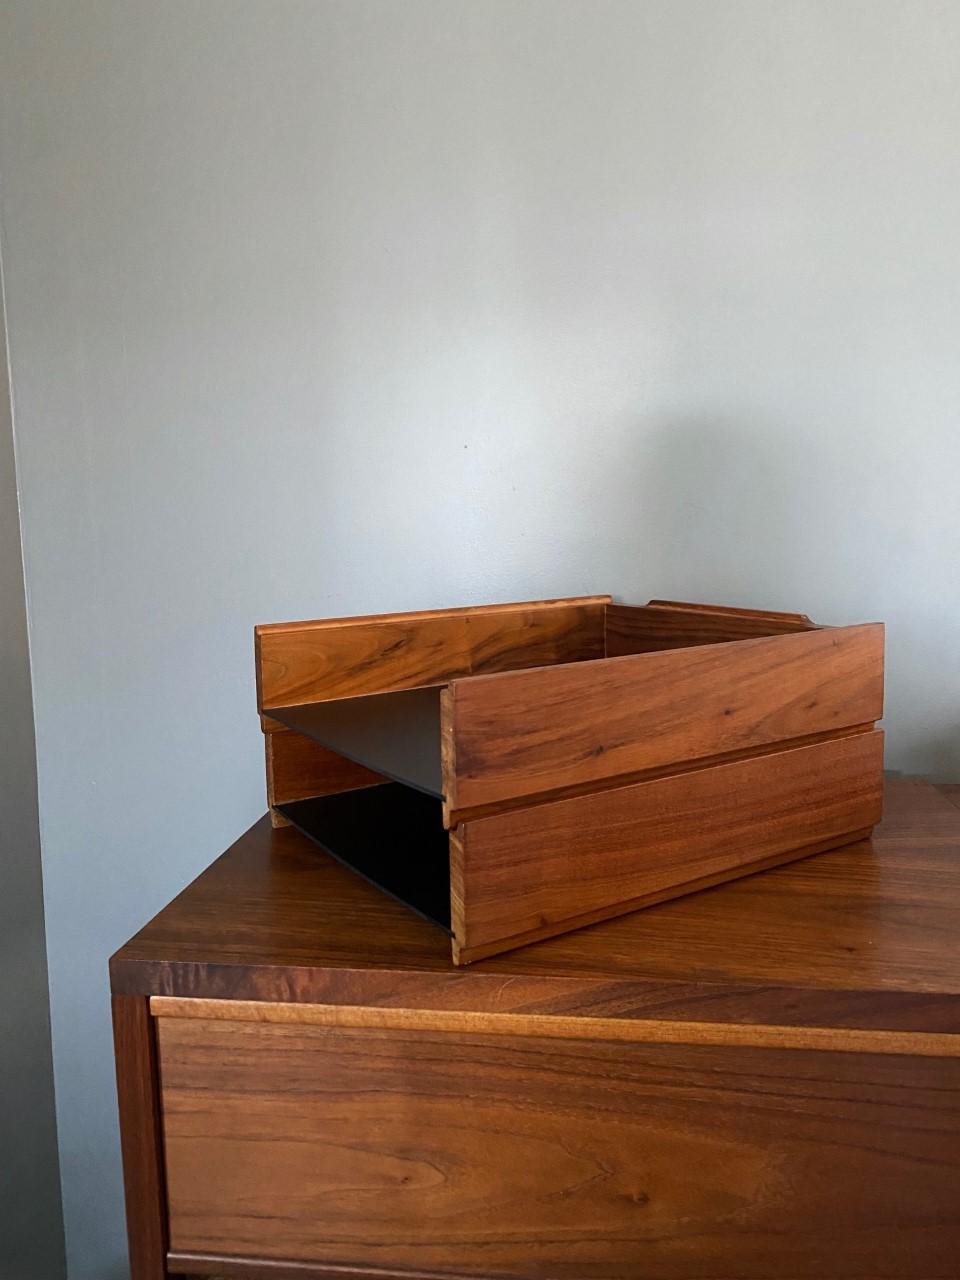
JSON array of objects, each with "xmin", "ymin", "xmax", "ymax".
[{"xmin": 157, "ymin": 1008, "xmax": 960, "ymax": 1279}]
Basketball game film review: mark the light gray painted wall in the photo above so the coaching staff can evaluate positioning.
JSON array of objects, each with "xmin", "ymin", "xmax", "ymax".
[
  {"xmin": 0, "ymin": 1, "xmax": 958, "ymax": 1275},
  {"xmin": 0, "ymin": 246, "xmax": 65, "ymax": 1274}
]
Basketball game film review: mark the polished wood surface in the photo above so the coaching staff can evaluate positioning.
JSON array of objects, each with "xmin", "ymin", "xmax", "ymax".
[
  {"xmin": 252, "ymin": 598, "xmax": 883, "ymax": 962},
  {"xmin": 605, "ymin": 598, "xmax": 814, "ymax": 656},
  {"xmin": 256, "ymin": 596, "xmax": 608, "ymax": 709},
  {"xmin": 648, "ymin": 599, "xmax": 817, "ymax": 624},
  {"xmin": 265, "ymin": 729, "xmax": 384, "ymax": 828},
  {"xmin": 150, "ymin": 993, "xmax": 960, "ymax": 1057},
  {"xmin": 112, "ymin": 996, "xmax": 167, "ymax": 1280},
  {"xmin": 114, "ymin": 781, "xmax": 960, "ymax": 1280},
  {"xmin": 159, "ymin": 1018, "xmax": 960, "ymax": 1279},
  {"xmin": 451, "ymin": 731, "xmax": 883, "ymax": 961},
  {"xmin": 175, "ymin": 1260, "xmax": 478, "ymax": 1278},
  {"xmin": 442, "ymin": 622, "xmax": 883, "ymax": 818},
  {"xmin": 112, "ymin": 781, "xmax": 960, "ymax": 1032}
]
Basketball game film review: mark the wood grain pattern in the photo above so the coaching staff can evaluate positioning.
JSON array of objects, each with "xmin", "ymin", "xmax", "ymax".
[
  {"xmin": 265, "ymin": 729, "xmax": 384, "ymax": 828},
  {"xmin": 443, "ymin": 622, "xmax": 884, "ymax": 818},
  {"xmin": 646, "ymin": 599, "xmax": 815, "ymax": 623},
  {"xmin": 117, "ymin": 782, "xmax": 960, "ymax": 1280},
  {"xmin": 605, "ymin": 599, "xmax": 814, "ymax": 656},
  {"xmin": 256, "ymin": 596, "xmax": 608, "ymax": 710},
  {"xmin": 159, "ymin": 1018, "xmax": 960, "ymax": 1279},
  {"xmin": 149, "ymin": 994, "xmax": 960, "ymax": 1057},
  {"xmin": 171, "ymin": 1255, "xmax": 478, "ymax": 1278},
  {"xmin": 452, "ymin": 828, "xmax": 877, "ymax": 966},
  {"xmin": 111, "ymin": 995, "xmax": 167, "ymax": 1280},
  {"xmin": 109, "ymin": 781, "xmax": 960, "ymax": 1032},
  {"xmin": 452, "ymin": 730, "xmax": 883, "ymax": 957}
]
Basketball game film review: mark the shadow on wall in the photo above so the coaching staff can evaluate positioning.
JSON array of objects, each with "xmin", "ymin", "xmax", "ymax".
[
  {"xmin": 611, "ymin": 416, "xmax": 959, "ymax": 779},
  {"xmin": 620, "ymin": 416, "xmax": 828, "ymax": 611},
  {"xmin": 910, "ymin": 729, "xmax": 960, "ymax": 783}
]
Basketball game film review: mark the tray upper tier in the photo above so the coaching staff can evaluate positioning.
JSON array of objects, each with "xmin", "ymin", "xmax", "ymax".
[{"xmin": 270, "ymin": 687, "xmax": 443, "ymax": 797}]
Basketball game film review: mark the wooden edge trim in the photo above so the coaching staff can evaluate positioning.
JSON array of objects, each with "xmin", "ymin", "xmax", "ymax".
[
  {"xmin": 448, "ymin": 619, "xmax": 883, "ymax": 693},
  {"xmin": 261, "ymin": 714, "xmax": 288, "ymax": 734},
  {"xmin": 150, "ymin": 994, "xmax": 959, "ymax": 1057},
  {"xmin": 440, "ymin": 685, "xmax": 457, "ymax": 831},
  {"xmin": 169, "ymin": 1251, "xmax": 492, "ymax": 1278},
  {"xmin": 112, "ymin": 995, "xmax": 168, "ymax": 1280},
  {"xmin": 645, "ymin": 599, "xmax": 815, "ymax": 626},
  {"xmin": 453, "ymin": 826, "xmax": 878, "ymax": 964},
  {"xmin": 254, "ymin": 626, "xmax": 264, "ymax": 714},
  {"xmin": 444, "ymin": 723, "xmax": 878, "ymax": 827},
  {"xmin": 255, "ymin": 595, "xmax": 612, "ymax": 637},
  {"xmin": 448, "ymin": 823, "xmax": 466, "ymax": 941},
  {"xmin": 109, "ymin": 953, "xmax": 959, "ymax": 1034}
]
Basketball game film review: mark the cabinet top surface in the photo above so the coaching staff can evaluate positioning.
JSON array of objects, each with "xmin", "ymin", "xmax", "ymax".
[{"xmin": 112, "ymin": 781, "xmax": 960, "ymax": 1025}]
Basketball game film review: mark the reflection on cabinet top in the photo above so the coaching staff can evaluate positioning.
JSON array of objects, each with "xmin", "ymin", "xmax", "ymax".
[{"xmin": 112, "ymin": 780, "xmax": 960, "ymax": 1032}]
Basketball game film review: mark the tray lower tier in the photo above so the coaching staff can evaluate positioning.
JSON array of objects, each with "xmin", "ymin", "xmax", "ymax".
[{"xmin": 276, "ymin": 783, "xmax": 451, "ymax": 932}]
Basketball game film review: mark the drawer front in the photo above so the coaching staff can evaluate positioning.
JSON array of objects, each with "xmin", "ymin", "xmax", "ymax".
[{"xmin": 158, "ymin": 1010, "xmax": 960, "ymax": 1279}]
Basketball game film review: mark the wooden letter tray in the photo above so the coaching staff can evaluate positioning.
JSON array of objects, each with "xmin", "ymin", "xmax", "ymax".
[{"xmin": 255, "ymin": 596, "xmax": 884, "ymax": 963}]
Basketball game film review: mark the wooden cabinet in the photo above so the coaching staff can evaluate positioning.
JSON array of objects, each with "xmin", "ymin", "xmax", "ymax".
[{"xmin": 112, "ymin": 780, "xmax": 960, "ymax": 1279}]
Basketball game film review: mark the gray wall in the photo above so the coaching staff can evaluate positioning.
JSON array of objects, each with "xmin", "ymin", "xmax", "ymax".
[
  {"xmin": 0, "ymin": 1, "xmax": 958, "ymax": 1276},
  {"xmin": 0, "ymin": 248, "xmax": 65, "ymax": 1272}
]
